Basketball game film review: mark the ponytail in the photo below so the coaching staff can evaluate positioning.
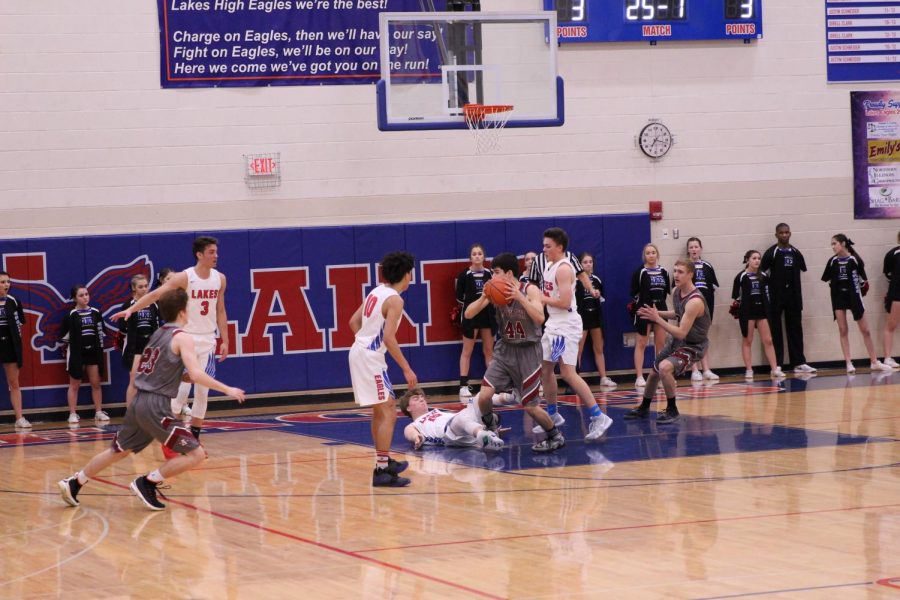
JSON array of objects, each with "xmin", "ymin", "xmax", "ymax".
[{"xmin": 833, "ymin": 234, "xmax": 865, "ymax": 269}]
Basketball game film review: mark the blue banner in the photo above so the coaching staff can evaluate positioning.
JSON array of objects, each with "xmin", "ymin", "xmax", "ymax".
[
  {"xmin": 158, "ymin": 0, "xmax": 445, "ymax": 88},
  {"xmin": 827, "ymin": 1, "xmax": 900, "ymax": 83},
  {"xmin": 0, "ymin": 215, "xmax": 648, "ymax": 412}
]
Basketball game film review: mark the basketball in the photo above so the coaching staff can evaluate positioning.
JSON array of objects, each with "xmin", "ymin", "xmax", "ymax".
[{"xmin": 483, "ymin": 279, "xmax": 513, "ymax": 306}]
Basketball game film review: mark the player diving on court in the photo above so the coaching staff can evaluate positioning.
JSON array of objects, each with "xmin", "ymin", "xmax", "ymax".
[{"xmin": 400, "ymin": 387, "xmax": 505, "ymax": 450}]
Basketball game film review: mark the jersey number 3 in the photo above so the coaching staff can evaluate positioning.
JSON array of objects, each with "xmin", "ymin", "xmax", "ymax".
[{"xmin": 200, "ymin": 300, "xmax": 210, "ymax": 316}]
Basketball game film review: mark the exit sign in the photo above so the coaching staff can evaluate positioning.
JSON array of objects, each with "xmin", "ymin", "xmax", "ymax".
[{"xmin": 244, "ymin": 152, "xmax": 281, "ymax": 189}]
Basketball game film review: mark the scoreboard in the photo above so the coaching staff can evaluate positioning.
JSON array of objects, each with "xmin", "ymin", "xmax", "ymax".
[{"xmin": 545, "ymin": 0, "xmax": 764, "ymax": 43}]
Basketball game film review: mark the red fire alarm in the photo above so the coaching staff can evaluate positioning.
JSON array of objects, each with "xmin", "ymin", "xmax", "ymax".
[{"xmin": 649, "ymin": 200, "xmax": 663, "ymax": 221}]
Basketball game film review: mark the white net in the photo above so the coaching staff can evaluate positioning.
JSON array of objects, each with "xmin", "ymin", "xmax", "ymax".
[{"xmin": 464, "ymin": 105, "xmax": 514, "ymax": 155}]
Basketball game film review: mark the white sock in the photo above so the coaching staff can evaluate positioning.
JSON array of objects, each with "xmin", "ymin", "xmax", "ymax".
[
  {"xmin": 76, "ymin": 471, "xmax": 89, "ymax": 485},
  {"xmin": 147, "ymin": 469, "xmax": 164, "ymax": 483}
]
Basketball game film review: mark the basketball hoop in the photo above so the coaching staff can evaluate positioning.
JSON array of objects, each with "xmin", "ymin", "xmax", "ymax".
[{"xmin": 463, "ymin": 104, "xmax": 514, "ymax": 154}]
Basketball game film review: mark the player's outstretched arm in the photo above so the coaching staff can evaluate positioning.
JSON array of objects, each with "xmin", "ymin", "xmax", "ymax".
[
  {"xmin": 175, "ymin": 332, "xmax": 245, "ymax": 402},
  {"xmin": 404, "ymin": 423, "xmax": 424, "ymax": 449},
  {"xmin": 111, "ymin": 272, "xmax": 188, "ymax": 321}
]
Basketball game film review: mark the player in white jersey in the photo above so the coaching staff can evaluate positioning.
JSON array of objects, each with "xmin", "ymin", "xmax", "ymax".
[
  {"xmin": 539, "ymin": 228, "xmax": 613, "ymax": 443},
  {"xmin": 113, "ymin": 236, "xmax": 229, "ymax": 443},
  {"xmin": 349, "ymin": 251, "xmax": 417, "ymax": 487},
  {"xmin": 399, "ymin": 388, "xmax": 504, "ymax": 450}
]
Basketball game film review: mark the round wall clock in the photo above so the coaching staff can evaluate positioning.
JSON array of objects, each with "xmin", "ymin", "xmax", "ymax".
[{"xmin": 638, "ymin": 121, "xmax": 673, "ymax": 159}]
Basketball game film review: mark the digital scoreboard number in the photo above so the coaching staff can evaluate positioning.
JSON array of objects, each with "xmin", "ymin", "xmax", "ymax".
[{"xmin": 546, "ymin": 0, "xmax": 763, "ymax": 43}]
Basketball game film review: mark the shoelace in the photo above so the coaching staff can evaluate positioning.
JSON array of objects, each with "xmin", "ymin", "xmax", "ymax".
[{"xmin": 153, "ymin": 483, "xmax": 172, "ymax": 501}]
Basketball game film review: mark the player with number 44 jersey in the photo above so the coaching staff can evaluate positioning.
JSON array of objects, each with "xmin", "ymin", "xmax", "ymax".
[{"xmin": 467, "ymin": 252, "xmax": 567, "ymax": 453}]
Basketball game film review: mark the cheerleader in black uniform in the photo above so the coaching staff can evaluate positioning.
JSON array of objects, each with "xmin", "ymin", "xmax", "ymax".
[
  {"xmin": 732, "ymin": 251, "xmax": 782, "ymax": 379},
  {"xmin": 686, "ymin": 237, "xmax": 720, "ymax": 382},
  {"xmin": 576, "ymin": 252, "xmax": 616, "ymax": 388},
  {"xmin": 519, "ymin": 251, "xmax": 538, "ymax": 285},
  {"xmin": 61, "ymin": 285, "xmax": 107, "ymax": 424},
  {"xmin": 630, "ymin": 244, "xmax": 669, "ymax": 387},
  {"xmin": 882, "ymin": 231, "xmax": 900, "ymax": 367},
  {"xmin": 456, "ymin": 243, "xmax": 494, "ymax": 398},
  {"xmin": 823, "ymin": 234, "xmax": 891, "ymax": 373},
  {"xmin": 117, "ymin": 274, "xmax": 160, "ymax": 406},
  {"xmin": 0, "ymin": 271, "xmax": 29, "ymax": 428}
]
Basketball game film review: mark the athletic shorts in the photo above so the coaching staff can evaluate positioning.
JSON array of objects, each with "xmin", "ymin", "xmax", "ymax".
[
  {"xmin": 462, "ymin": 306, "xmax": 494, "ymax": 339},
  {"xmin": 122, "ymin": 334, "xmax": 152, "ymax": 369},
  {"xmin": 443, "ymin": 404, "xmax": 483, "ymax": 446},
  {"xmin": 889, "ymin": 283, "xmax": 900, "ymax": 304},
  {"xmin": 192, "ymin": 334, "xmax": 216, "ymax": 374},
  {"xmin": 113, "ymin": 391, "xmax": 200, "ymax": 454},
  {"xmin": 181, "ymin": 333, "xmax": 216, "ymax": 385},
  {"xmin": 831, "ymin": 288, "xmax": 864, "ymax": 321},
  {"xmin": 482, "ymin": 341, "xmax": 542, "ymax": 406},
  {"xmin": 580, "ymin": 308, "xmax": 603, "ymax": 331},
  {"xmin": 654, "ymin": 339, "xmax": 707, "ymax": 377},
  {"xmin": 633, "ymin": 301, "xmax": 668, "ymax": 336},
  {"xmin": 542, "ymin": 315, "xmax": 583, "ymax": 366},
  {"xmin": 0, "ymin": 337, "xmax": 16, "ymax": 364},
  {"xmin": 80, "ymin": 343, "xmax": 102, "ymax": 366},
  {"xmin": 634, "ymin": 317, "xmax": 655, "ymax": 337},
  {"xmin": 348, "ymin": 344, "xmax": 393, "ymax": 406}
]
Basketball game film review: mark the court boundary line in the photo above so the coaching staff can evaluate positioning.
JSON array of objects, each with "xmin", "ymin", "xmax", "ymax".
[
  {"xmin": 0, "ymin": 508, "xmax": 110, "ymax": 588},
  {"xmin": 351, "ymin": 501, "xmax": 900, "ymax": 553},
  {"xmin": 0, "ymin": 505, "xmax": 92, "ymax": 539},
  {"xmin": 3, "ymin": 460, "xmax": 896, "ymax": 504},
  {"xmin": 693, "ymin": 578, "xmax": 887, "ymax": 599},
  {"xmin": 93, "ymin": 451, "xmax": 376, "ymax": 478},
  {"xmin": 90, "ymin": 476, "xmax": 506, "ymax": 600}
]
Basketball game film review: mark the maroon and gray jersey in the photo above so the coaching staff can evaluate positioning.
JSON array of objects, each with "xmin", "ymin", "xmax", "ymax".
[
  {"xmin": 673, "ymin": 288, "xmax": 710, "ymax": 348},
  {"xmin": 494, "ymin": 282, "xmax": 542, "ymax": 345},
  {"xmin": 134, "ymin": 324, "xmax": 187, "ymax": 399}
]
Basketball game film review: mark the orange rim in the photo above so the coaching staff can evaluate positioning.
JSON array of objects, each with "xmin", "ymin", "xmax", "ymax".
[{"xmin": 463, "ymin": 104, "xmax": 514, "ymax": 122}]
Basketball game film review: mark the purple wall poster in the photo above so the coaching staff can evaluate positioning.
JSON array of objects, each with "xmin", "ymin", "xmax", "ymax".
[{"xmin": 851, "ymin": 90, "xmax": 900, "ymax": 219}]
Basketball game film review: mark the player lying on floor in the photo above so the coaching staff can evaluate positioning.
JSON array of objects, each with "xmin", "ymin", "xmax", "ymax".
[{"xmin": 400, "ymin": 388, "xmax": 504, "ymax": 450}]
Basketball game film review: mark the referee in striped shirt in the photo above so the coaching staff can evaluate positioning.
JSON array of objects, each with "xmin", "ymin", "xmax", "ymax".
[{"xmin": 528, "ymin": 250, "xmax": 600, "ymax": 298}]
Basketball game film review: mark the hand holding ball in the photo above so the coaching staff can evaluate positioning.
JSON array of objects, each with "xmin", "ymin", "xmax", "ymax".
[{"xmin": 483, "ymin": 279, "xmax": 514, "ymax": 306}]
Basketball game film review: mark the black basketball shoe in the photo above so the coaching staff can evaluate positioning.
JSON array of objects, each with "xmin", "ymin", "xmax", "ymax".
[
  {"xmin": 130, "ymin": 476, "xmax": 166, "ymax": 511},
  {"xmin": 624, "ymin": 406, "xmax": 650, "ymax": 420},
  {"xmin": 387, "ymin": 458, "xmax": 408, "ymax": 474},
  {"xmin": 656, "ymin": 409, "xmax": 681, "ymax": 424},
  {"xmin": 58, "ymin": 476, "xmax": 83, "ymax": 507},
  {"xmin": 372, "ymin": 467, "xmax": 411, "ymax": 487}
]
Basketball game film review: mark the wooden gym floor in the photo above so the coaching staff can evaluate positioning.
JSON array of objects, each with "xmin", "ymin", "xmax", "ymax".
[{"xmin": 1, "ymin": 371, "xmax": 898, "ymax": 599}]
